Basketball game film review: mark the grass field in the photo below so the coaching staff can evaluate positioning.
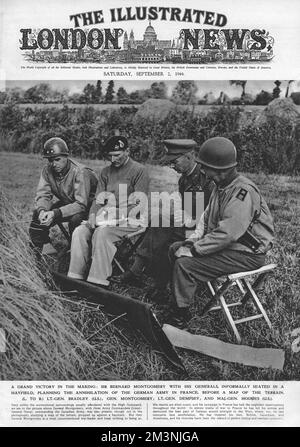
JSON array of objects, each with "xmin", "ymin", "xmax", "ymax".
[{"xmin": 0, "ymin": 151, "xmax": 300, "ymax": 380}]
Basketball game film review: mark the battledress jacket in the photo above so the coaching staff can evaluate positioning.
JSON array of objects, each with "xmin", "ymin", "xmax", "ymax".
[
  {"xmin": 178, "ymin": 162, "xmax": 213, "ymax": 218},
  {"xmin": 34, "ymin": 159, "xmax": 98, "ymax": 218},
  {"xmin": 189, "ymin": 174, "xmax": 274, "ymax": 256}
]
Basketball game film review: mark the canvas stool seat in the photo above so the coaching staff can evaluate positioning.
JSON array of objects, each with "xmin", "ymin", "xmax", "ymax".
[{"xmin": 201, "ymin": 264, "xmax": 276, "ymax": 343}]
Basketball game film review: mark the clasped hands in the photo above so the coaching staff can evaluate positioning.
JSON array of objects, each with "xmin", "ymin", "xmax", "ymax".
[{"xmin": 38, "ymin": 210, "xmax": 55, "ymax": 226}]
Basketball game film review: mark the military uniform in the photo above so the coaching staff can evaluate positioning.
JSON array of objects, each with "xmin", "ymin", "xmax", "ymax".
[
  {"xmin": 169, "ymin": 173, "xmax": 274, "ymax": 307},
  {"xmin": 67, "ymin": 157, "xmax": 149, "ymax": 286},
  {"xmin": 29, "ymin": 159, "xmax": 98, "ymax": 248},
  {"xmin": 133, "ymin": 163, "xmax": 213, "ymax": 287}
]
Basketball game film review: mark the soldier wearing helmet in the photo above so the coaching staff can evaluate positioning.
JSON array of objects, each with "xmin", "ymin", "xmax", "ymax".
[
  {"xmin": 29, "ymin": 137, "xmax": 98, "ymax": 253},
  {"xmin": 166, "ymin": 136, "xmax": 275, "ymax": 328}
]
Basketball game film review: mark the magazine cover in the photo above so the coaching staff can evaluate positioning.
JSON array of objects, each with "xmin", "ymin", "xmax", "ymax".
[{"xmin": 0, "ymin": 0, "xmax": 300, "ymax": 433}]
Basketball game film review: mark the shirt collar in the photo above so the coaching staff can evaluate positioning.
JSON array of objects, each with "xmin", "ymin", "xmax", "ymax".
[{"xmin": 185, "ymin": 163, "xmax": 197, "ymax": 177}]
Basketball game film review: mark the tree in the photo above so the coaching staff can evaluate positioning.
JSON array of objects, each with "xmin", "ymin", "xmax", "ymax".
[
  {"xmin": 23, "ymin": 83, "xmax": 54, "ymax": 103},
  {"xmin": 116, "ymin": 87, "xmax": 129, "ymax": 104},
  {"xmin": 149, "ymin": 82, "xmax": 167, "ymax": 99},
  {"xmin": 82, "ymin": 83, "xmax": 96, "ymax": 103},
  {"xmin": 272, "ymin": 80, "xmax": 281, "ymax": 99},
  {"xmin": 104, "ymin": 81, "xmax": 115, "ymax": 103},
  {"xmin": 229, "ymin": 80, "xmax": 247, "ymax": 99},
  {"xmin": 68, "ymin": 93, "xmax": 85, "ymax": 103},
  {"xmin": 95, "ymin": 80, "xmax": 102, "ymax": 103},
  {"xmin": 171, "ymin": 81, "xmax": 198, "ymax": 104},
  {"xmin": 0, "ymin": 91, "xmax": 7, "ymax": 103},
  {"xmin": 128, "ymin": 90, "xmax": 146, "ymax": 104},
  {"xmin": 254, "ymin": 90, "xmax": 273, "ymax": 105},
  {"xmin": 6, "ymin": 87, "xmax": 24, "ymax": 103}
]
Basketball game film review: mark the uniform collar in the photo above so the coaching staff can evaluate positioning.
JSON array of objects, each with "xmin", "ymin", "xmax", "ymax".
[
  {"xmin": 217, "ymin": 170, "xmax": 239, "ymax": 189},
  {"xmin": 186, "ymin": 163, "xmax": 197, "ymax": 176},
  {"xmin": 182, "ymin": 163, "xmax": 197, "ymax": 178}
]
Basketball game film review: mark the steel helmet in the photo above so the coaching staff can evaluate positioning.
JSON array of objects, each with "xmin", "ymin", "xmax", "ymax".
[
  {"xmin": 43, "ymin": 137, "xmax": 69, "ymax": 158},
  {"xmin": 198, "ymin": 137, "xmax": 237, "ymax": 169}
]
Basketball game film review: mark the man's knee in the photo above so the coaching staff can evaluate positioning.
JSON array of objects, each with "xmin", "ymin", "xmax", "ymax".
[
  {"xmin": 173, "ymin": 256, "xmax": 196, "ymax": 276},
  {"xmin": 72, "ymin": 224, "xmax": 91, "ymax": 244},
  {"xmin": 68, "ymin": 213, "xmax": 86, "ymax": 233}
]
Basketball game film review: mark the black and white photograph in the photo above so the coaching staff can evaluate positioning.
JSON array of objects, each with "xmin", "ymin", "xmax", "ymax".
[
  {"xmin": 0, "ymin": 0, "xmax": 300, "ymax": 429},
  {"xmin": 1, "ymin": 78, "xmax": 300, "ymax": 381}
]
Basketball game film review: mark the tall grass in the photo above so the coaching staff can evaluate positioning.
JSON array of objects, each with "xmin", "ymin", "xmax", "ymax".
[
  {"xmin": 0, "ymin": 188, "xmax": 178, "ymax": 380},
  {"xmin": 0, "ymin": 190, "xmax": 97, "ymax": 379}
]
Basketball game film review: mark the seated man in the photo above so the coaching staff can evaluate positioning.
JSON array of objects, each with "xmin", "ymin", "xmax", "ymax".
[
  {"xmin": 115, "ymin": 139, "xmax": 213, "ymax": 302},
  {"xmin": 67, "ymin": 136, "xmax": 149, "ymax": 287},
  {"xmin": 29, "ymin": 137, "xmax": 98, "ymax": 253},
  {"xmin": 167, "ymin": 137, "xmax": 275, "ymax": 328}
]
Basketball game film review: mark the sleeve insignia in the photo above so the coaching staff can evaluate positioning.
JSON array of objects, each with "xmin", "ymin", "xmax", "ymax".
[{"xmin": 236, "ymin": 188, "xmax": 248, "ymax": 201}]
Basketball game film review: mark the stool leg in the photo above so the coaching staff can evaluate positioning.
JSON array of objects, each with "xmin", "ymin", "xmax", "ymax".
[
  {"xmin": 113, "ymin": 258, "xmax": 125, "ymax": 273},
  {"xmin": 218, "ymin": 294, "xmax": 242, "ymax": 344},
  {"xmin": 241, "ymin": 272, "xmax": 268, "ymax": 305},
  {"xmin": 204, "ymin": 280, "xmax": 242, "ymax": 343},
  {"xmin": 236, "ymin": 279, "xmax": 246, "ymax": 295},
  {"xmin": 201, "ymin": 280, "xmax": 231, "ymax": 315},
  {"xmin": 242, "ymin": 278, "xmax": 272, "ymax": 329}
]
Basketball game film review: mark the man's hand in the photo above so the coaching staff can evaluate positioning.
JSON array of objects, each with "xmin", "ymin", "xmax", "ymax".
[
  {"xmin": 175, "ymin": 246, "xmax": 193, "ymax": 258},
  {"xmin": 40, "ymin": 210, "xmax": 54, "ymax": 226},
  {"xmin": 38, "ymin": 210, "xmax": 46, "ymax": 223}
]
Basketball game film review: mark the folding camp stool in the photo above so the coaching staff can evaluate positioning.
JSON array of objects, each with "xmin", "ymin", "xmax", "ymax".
[
  {"xmin": 113, "ymin": 227, "xmax": 147, "ymax": 273},
  {"xmin": 201, "ymin": 263, "xmax": 276, "ymax": 344}
]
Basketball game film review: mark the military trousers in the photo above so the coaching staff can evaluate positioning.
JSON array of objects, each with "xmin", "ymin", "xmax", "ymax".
[
  {"xmin": 168, "ymin": 241, "xmax": 266, "ymax": 308},
  {"xmin": 135, "ymin": 226, "xmax": 185, "ymax": 287}
]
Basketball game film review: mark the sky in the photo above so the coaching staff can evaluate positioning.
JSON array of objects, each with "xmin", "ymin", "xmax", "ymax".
[{"xmin": 4, "ymin": 80, "xmax": 300, "ymax": 99}]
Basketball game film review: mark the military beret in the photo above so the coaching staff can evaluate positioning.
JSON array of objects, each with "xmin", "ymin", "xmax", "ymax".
[
  {"xmin": 163, "ymin": 139, "xmax": 197, "ymax": 160},
  {"xmin": 104, "ymin": 136, "xmax": 128, "ymax": 153}
]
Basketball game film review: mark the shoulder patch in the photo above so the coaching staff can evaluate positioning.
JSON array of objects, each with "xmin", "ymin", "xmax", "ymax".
[{"xmin": 236, "ymin": 188, "xmax": 248, "ymax": 201}]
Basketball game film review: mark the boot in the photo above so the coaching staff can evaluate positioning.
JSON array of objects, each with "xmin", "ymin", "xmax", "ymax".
[
  {"xmin": 145, "ymin": 286, "xmax": 169, "ymax": 304},
  {"xmin": 166, "ymin": 306, "xmax": 192, "ymax": 329},
  {"xmin": 111, "ymin": 270, "xmax": 142, "ymax": 287}
]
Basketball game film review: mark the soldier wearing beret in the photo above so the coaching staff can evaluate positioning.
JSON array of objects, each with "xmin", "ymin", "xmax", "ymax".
[
  {"xmin": 29, "ymin": 137, "xmax": 98, "ymax": 253},
  {"xmin": 166, "ymin": 137, "xmax": 275, "ymax": 328},
  {"xmin": 115, "ymin": 139, "xmax": 213, "ymax": 302},
  {"xmin": 67, "ymin": 136, "xmax": 149, "ymax": 287}
]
